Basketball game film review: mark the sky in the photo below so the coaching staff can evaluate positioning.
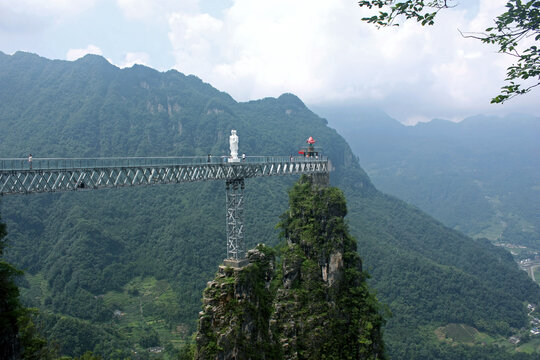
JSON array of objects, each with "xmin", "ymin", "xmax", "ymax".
[{"xmin": 0, "ymin": 0, "xmax": 538, "ymax": 124}]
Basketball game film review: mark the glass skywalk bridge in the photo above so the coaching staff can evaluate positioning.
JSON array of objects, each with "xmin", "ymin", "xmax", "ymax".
[
  {"xmin": 0, "ymin": 155, "xmax": 330, "ymax": 263},
  {"xmin": 0, "ymin": 156, "xmax": 328, "ymax": 194}
]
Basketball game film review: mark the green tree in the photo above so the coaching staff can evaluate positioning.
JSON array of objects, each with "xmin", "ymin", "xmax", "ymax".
[
  {"xmin": 139, "ymin": 328, "xmax": 160, "ymax": 348},
  {"xmin": 0, "ymin": 208, "xmax": 53, "ymax": 360},
  {"xmin": 358, "ymin": 0, "xmax": 540, "ymax": 103},
  {"xmin": 0, "ymin": 208, "xmax": 23, "ymax": 360}
]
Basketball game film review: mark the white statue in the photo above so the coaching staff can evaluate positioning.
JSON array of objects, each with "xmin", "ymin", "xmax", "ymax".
[{"xmin": 229, "ymin": 129, "xmax": 239, "ymax": 162}]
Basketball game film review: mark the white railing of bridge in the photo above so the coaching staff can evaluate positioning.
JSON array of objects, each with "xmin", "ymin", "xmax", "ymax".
[{"xmin": 0, "ymin": 155, "xmax": 327, "ymax": 171}]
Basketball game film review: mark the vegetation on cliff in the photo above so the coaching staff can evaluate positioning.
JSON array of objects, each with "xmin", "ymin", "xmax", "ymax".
[
  {"xmin": 195, "ymin": 245, "xmax": 278, "ymax": 360},
  {"xmin": 273, "ymin": 176, "xmax": 385, "ymax": 359},
  {"xmin": 195, "ymin": 176, "xmax": 386, "ymax": 359}
]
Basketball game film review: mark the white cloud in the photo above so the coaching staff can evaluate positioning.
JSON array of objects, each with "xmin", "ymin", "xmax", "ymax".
[
  {"xmin": 163, "ymin": 0, "xmax": 538, "ymax": 122},
  {"xmin": 116, "ymin": 0, "xmax": 198, "ymax": 21},
  {"xmin": 470, "ymin": 0, "xmax": 507, "ymax": 29},
  {"xmin": 0, "ymin": 0, "xmax": 98, "ymax": 22},
  {"xmin": 168, "ymin": 12, "xmax": 224, "ymax": 74},
  {"xmin": 2, "ymin": 0, "xmax": 538, "ymax": 122},
  {"xmin": 66, "ymin": 45, "xmax": 103, "ymax": 61},
  {"xmin": 167, "ymin": 0, "xmax": 352, "ymax": 100},
  {"xmin": 0, "ymin": 0, "xmax": 99, "ymax": 35},
  {"xmin": 120, "ymin": 52, "xmax": 151, "ymax": 67},
  {"xmin": 0, "ymin": 0, "xmax": 98, "ymax": 14},
  {"xmin": 66, "ymin": 47, "xmax": 150, "ymax": 69}
]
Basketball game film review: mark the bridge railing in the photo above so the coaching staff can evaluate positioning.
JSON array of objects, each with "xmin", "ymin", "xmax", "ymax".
[{"xmin": 0, "ymin": 156, "xmax": 327, "ymax": 171}]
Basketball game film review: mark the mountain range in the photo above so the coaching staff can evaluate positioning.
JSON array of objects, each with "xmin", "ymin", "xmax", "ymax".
[
  {"xmin": 312, "ymin": 104, "xmax": 540, "ymax": 253},
  {"xmin": 1, "ymin": 51, "xmax": 539, "ymax": 359}
]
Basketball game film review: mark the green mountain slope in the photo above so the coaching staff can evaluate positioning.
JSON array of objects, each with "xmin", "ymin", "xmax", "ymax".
[
  {"xmin": 314, "ymin": 104, "xmax": 540, "ymax": 251},
  {"xmin": 1, "ymin": 52, "xmax": 539, "ymax": 359}
]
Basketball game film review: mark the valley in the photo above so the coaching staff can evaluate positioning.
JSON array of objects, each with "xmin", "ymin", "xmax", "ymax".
[
  {"xmin": 1, "ymin": 52, "xmax": 540, "ymax": 359},
  {"xmin": 21, "ymin": 273, "xmax": 188, "ymax": 357},
  {"xmin": 315, "ymin": 106, "xmax": 540, "ymax": 259}
]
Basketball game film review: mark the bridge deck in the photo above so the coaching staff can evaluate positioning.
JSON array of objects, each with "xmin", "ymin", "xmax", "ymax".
[{"xmin": 0, "ymin": 156, "xmax": 329, "ymax": 195}]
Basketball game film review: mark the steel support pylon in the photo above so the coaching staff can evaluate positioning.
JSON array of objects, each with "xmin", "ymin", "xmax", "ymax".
[{"xmin": 226, "ymin": 178, "xmax": 245, "ymax": 260}]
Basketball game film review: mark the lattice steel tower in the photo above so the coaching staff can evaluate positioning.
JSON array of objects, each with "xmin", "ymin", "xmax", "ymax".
[{"xmin": 226, "ymin": 178, "xmax": 245, "ymax": 261}]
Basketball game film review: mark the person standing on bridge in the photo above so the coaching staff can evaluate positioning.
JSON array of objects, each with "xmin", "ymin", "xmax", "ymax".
[
  {"xmin": 242, "ymin": 153, "xmax": 246, "ymax": 162},
  {"xmin": 28, "ymin": 154, "xmax": 32, "ymax": 169}
]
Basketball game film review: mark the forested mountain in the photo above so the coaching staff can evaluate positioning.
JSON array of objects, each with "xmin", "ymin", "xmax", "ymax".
[
  {"xmin": 314, "ymin": 104, "xmax": 540, "ymax": 252},
  {"xmin": 1, "ymin": 51, "xmax": 540, "ymax": 359}
]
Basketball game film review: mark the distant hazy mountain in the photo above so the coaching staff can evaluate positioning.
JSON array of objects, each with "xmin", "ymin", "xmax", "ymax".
[
  {"xmin": 1, "ymin": 52, "xmax": 539, "ymax": 359},
  {"xmin": 315, "ymin": 104, "xmax": 540, "ymax": 251}
]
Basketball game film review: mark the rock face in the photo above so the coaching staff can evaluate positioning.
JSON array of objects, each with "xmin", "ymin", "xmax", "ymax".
[
  {"xmin": 272, "ymin": 176, "xmax": 385, "ymax": 360},
  {"xmin": 195, "ymin": 176, "xmax": 385, "ymax": 359},
  {"xmin": 195, "ymin": 245, "xmax": 278, "ymax": 360}
]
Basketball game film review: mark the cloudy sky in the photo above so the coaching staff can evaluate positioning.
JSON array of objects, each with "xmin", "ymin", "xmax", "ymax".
[{"xmin": 0, "ymin": 0, "xmax": 537, "ymax": 124}]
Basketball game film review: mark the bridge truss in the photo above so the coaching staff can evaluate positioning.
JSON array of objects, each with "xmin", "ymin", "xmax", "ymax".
[{"xmin": 0, "ymin": 156, "xmax": 330, "ymax": 263}]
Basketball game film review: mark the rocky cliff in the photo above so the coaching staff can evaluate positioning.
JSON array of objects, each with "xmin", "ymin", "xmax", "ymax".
[
  {"xmin": 195, "ymin": 176, "xmax": 385, "ymax": 359},
  {"xmin": 195, "ymin": 245, "xmax": 278, "ymax": 360}
]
